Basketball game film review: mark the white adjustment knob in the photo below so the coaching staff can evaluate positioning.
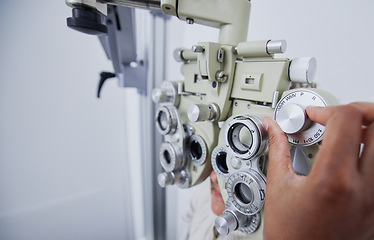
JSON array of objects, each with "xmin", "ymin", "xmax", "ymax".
[
  {"xmin": 274, "ymin": 89, "xmax": 337, "ymax": 146},
  {"xmin": 289, "ymin": 57, "xmax": 317, "ymax": 83},
  {"xmin": 276, "ymin": 104, "xmax": 312, "ymax": 134},
  {"xmin": 187, "ymin": 103, "xmax": 219, "ymax": 122}
]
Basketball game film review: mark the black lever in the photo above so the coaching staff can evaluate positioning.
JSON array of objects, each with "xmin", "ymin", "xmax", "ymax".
[{"xmin": 97, "ymin": 72, "xmax": 116, "ymax": 98}]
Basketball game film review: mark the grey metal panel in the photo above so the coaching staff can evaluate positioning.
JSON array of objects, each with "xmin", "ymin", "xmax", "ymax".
[
  {"xmin": 99, "ymin": 5, "xmax": 149, "ymax": 91},
  {"xmin": 139, "ymin": 12, "xmax": 168, "ymax": 240}
]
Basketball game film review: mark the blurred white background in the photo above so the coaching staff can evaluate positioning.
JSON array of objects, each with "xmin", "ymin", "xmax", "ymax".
[{"xmin": 0, "ymin": 0, "xmax": 373, "ymax": 240}]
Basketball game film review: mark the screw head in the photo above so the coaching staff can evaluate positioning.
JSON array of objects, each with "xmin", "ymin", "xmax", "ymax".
[{"xmin": 186, "ymin": 18, "xmax": 194, "ymax": 24}]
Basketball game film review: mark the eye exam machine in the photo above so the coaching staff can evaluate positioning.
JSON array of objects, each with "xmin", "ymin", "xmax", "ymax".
[{"xmin": 65, "ymin": 0, "xmax": 338, "ymax": 238}]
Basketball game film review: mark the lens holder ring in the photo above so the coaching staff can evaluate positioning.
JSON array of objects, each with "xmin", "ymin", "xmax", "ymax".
[
  {"xmin": 188, "ymin": 135, "xmax": 207, "ymax": 165},
  {"xmin": 225, "ymin": 115, "xmax": 267, "ymax": 160},
  {"xmin": 211, "ymin": 145, "xmax": 230, "ymax": 179},
  {"xmin": 226, "ymin": 170, "xmax": 266, "ymax": 215},
  {"xmin": 159, "ymin": 142, "xmax": 183, "ymax": 171},
  {"xmin": 155, "ymin": 105, "xmax": 178, "ymax": 135}
]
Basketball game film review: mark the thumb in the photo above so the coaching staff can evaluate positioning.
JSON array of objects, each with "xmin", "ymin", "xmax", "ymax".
[{"xmin": 263, "ymin": 117, "xmax": 295, "ymax": 183}]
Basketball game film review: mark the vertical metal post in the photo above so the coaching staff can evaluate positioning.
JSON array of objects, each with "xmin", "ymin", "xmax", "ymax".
[{"xmin": 138, "ymin": 10, "xmax": 168, "ymax": 240}]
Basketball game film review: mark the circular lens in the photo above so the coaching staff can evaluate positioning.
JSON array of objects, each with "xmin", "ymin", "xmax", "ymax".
[
  {"xmin": 216, "ymin": 152, "xmax": 228, "ymax": 174},
  {"xmin": 234, "ymin": 183, "xmax": 253, "ymax": 205},
  {"xmin": 190, "ymin": 140, "xmax": 202, "ymax": 160},
  {"xmin": 229, "ymin": 123, "xmax": 253, "ymax": 154},
  {"xmin": 163, "ymin": 150, "xmax": 171, "ymax": 164},
  {"xmin": 157, "ymin": 110, "xmax": 168, "ymax": 131},
  {"xmin": 239, "ymin": 126, "xmax": 253, "ymax": 148}
]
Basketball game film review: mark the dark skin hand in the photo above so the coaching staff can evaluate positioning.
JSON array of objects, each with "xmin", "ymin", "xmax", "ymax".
[{"xmin": 263, "ymin": 102, "xmax": 374, "ymax": 240}]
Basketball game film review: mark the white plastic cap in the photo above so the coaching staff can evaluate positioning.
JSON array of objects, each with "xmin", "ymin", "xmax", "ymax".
[{"xmin": 289, "ymin": 57, "xmax": 317, "ymax": 83}]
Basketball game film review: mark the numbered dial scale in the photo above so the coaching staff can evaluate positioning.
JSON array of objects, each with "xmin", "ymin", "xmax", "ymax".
[{"xmin": 274, "ymin": 89, "xmax": 336, "ymax": 146}]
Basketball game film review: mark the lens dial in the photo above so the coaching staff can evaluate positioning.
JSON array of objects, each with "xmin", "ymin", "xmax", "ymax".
[{"xmin": 274, "ymin": 89, "xmax": 329, "ymax": 146}]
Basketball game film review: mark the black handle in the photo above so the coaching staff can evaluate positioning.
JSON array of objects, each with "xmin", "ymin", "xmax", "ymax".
[{"xmin": 97, "ymin": 72, "xmax": 116, "ymax": 98}]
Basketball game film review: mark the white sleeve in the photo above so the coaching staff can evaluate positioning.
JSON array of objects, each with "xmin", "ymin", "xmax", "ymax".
[{"xmin": 178, "ymin": 193, "xmax": 198, "ymax": 240}]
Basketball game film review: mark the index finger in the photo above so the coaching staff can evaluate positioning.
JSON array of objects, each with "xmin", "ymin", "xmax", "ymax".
[
  {"xmin": 306, "ymin": 102, "xmax": 374, "ymax": 127},
  {"xmin": 263, "ymin": 117, "xmax": 295, "ymax": 184}
]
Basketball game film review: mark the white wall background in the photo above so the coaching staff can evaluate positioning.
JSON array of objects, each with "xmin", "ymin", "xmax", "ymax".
[
  {"xmin": 0, "ymin": 0, "xmax": 373, "ymax": 240},
  {"xmin": 0, "ymin": 1, "xmax": 144, "ymax": 240}
]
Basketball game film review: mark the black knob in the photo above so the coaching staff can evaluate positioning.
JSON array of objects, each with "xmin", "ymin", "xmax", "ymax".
[{"xmin": 67, "ymin": 7, "xmax": 107, "ymax": 35}]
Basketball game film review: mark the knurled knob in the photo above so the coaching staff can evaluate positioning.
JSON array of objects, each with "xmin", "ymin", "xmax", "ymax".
[
  {"xmin": 152, "ymin": 88, "xmax": 168, "ymax": 103},
  {"xmin": 158, "ymin": 170, "xmax": 188, "ymax": 188},
  {"xmin": 215, "ymin": 211, "xmax": 238, "ymax": 236},
  {"xmin": 158, "ymin": 172, "xmax": 174, "ymax": 188},
  {"xmin": 187, "ymin": 103, "xmax": 219, "ymax": 122}
]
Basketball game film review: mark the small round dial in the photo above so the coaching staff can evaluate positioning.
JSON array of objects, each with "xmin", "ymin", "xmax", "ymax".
[{"xmin": 274, "ymin": 89, "xmax": 329, "ymax": 146}]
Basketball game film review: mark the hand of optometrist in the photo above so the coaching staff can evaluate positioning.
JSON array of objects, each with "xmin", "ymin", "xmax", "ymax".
[{"xmin": 262, "ymin": 102, "xmax": 374, "ymax": 240}]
